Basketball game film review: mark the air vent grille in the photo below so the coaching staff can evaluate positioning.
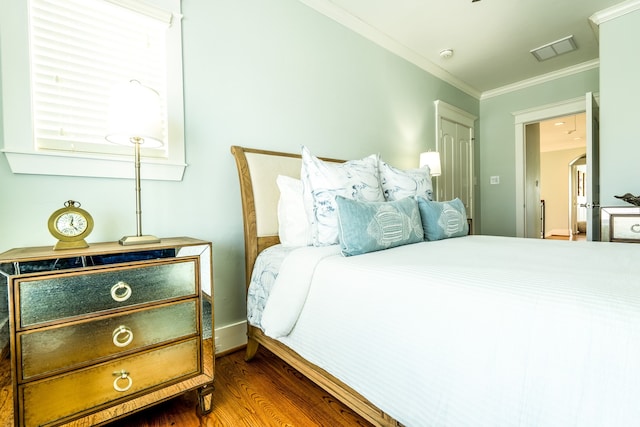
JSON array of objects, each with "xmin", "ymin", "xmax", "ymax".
[{"xmin": 530, "ymin": 35, "xmax": 577, "ymax": 61}]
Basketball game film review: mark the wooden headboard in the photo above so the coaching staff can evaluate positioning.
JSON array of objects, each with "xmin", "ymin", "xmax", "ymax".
[
  {"xmin": 230, "ymin": 146, "xmax": 342, "ymax": 289},
  {"xmin": 231, "ymin": 146, "xmax": 400, "ymax": 426}
]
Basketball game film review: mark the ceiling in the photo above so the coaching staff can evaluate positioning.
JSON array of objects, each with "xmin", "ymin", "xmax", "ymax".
[
  {"xmin": 300, "ymin": 0, "xmax": 626, "ymax": 97},
  {"xmin": 539, "ymin": 113, "xmax": 586, "ymax": 153}
]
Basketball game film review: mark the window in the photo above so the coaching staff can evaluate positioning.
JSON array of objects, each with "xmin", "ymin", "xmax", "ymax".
[{"xmin": 0, "ymin": 0, "xmax": 185, "ymax": 180}]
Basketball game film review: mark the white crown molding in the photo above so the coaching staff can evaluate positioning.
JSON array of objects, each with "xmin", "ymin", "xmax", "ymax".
[
  {"xmin": 480, "ymin": 59, "xmax": 600, "ymax": 100},
  {"xmin": 299, "ymin": 0, "xmax": 482, "ymax": 99},
  {"xmin": 590, "ymin": 0, "xmax": 640, "ymax": 26},
  {"xmin": 299, "ymin": 0, "xmax": 611, "ymax": 101}
]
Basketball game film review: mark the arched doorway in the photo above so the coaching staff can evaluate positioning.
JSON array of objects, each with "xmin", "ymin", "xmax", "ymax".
[{"xmin": 569, "ymin": 154, "xmax": 587, "ymax": 240}]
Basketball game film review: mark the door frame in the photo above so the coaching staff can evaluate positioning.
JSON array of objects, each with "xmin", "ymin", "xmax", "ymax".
[{"xmin": 513, "ymin": 97, "xmax": 585, "ymax": 237}]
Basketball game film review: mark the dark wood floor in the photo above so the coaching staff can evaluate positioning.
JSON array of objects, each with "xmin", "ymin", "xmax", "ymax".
[{"xmin": 105, "ymin": 348, "xmax": 372, "ymax": 427}]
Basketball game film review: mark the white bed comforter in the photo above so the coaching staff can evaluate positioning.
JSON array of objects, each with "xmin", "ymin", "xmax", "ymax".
[{"xmin": 258, "ymin": 235, "xmax": 640, "ymax": 426}]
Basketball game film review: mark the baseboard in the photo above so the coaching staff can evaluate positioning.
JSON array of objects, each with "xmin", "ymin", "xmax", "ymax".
[
  {"xmin": 547, "ymin": 228, "xmax": 570, "ymax": 237},
  {"xmin": 214, "ymin": 320, "xmax": 248, "ymax": 355}
]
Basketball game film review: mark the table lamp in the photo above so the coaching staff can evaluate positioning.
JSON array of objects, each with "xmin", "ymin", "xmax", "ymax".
[
  {"xmin": 106, "ymin": 80, "xmax": 163, "ymax": 245},
  {"xmin": 419, "ymin": 151, "xmax": 442, "ymax": 176}
]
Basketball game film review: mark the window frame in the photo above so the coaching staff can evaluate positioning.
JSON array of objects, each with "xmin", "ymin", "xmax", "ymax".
[{"xmin": 0, "ymin": 0, "xmax": 186, "ymax": 181}]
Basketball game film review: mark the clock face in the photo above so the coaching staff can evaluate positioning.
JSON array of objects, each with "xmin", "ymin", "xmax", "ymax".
[
  {"xmin": 48, "ymin": 201, "xmax": 94, "ymax": 250},
  {"xmin": 55, "ymin": 212, "xmax": 89, "ymax": 237}
]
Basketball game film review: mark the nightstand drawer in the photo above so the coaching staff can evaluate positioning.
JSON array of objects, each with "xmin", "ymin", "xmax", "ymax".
[
  {"xmin": 16, "ymin": 258, "xmax": 197, "ymax": 328},
  {"xmin": 610, "ymin": 214, "xmax": 640, "ymax": 242},
  {"xmin": 19, "ymin": 299, "xmax": 198, "ymax": 381},
  {"xmin": 20, "ymin": 337, "xmax": 200, "ymax": 427}
]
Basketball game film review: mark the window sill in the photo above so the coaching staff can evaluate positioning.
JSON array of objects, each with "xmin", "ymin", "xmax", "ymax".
[{"xmin": 2, "ymin": 150, "xmax": 186, "ymax": 181}]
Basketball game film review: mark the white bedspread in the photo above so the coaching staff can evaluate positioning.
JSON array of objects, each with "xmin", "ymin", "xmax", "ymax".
[{"xmin": 259, "ymin": 235, "xmax": 640, "ymax": 426}]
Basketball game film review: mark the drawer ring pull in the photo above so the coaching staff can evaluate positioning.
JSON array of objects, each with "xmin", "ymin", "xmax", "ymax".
[
  {"xmin": 110, "ymin": 281, "xmax": 132, "ymax": 302},
  {"xmin": 631, "ymin": 224, "xmax": 640, "ymax": 233},
  {"xmin": 112, "ymin": 325, "xmax": 134, "ymax": 348},
  {"xmin": 113, "ymin": 370, "xmax": 133, "ymax": 392}
]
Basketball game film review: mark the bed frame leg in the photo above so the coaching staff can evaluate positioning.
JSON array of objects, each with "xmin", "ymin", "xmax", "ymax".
[{"xmin": 245, "ymin": 337, "xmax": 259, "ymax": 361}]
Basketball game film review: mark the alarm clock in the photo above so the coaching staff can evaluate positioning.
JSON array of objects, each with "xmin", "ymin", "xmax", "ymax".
[{"xmin": 48, "ymin": 200, "xmax": 94, "ymax": 250}]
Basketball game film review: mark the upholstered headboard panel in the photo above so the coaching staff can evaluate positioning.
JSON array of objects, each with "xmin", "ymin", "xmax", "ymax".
[
  {"xmin": 231, "ymin": 146, "xmax": 342, "ymax": 288},
  {"xmin": 244, "ymin": 151, "xmax": 302, "ymax": 238}
]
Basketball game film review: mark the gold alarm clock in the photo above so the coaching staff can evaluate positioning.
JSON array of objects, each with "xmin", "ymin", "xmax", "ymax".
[{"xmin": 48, "ymin": 200, "xmax": 94, "ymax": 250}]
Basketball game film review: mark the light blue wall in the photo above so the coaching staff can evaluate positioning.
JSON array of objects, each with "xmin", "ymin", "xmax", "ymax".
[
  {"xmin": 599, "ymin": 9, "xmax": 640, "ymax": 206},
  {"xmin": 0, "ymin": 0, "xmax": 478, "ymax": 328},
  {"xmin": 478, "ymin": 69, "xmax": 599, "ymax": 236}
]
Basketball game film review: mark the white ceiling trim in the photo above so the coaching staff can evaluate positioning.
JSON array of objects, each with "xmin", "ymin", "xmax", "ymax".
[
  {"xmin": 299, "ymin": 0, "xmax": 482, "ymax": 99},
  {"xmin": 590, "ymin": 0, "xmax": 640, "ymax": 26},
  {"xmin": 299, "ymin": 1, "xmax": 630, "ymax": 101},
  {"xmin": 481, "ymin": 59, "xmax": 600, "ymax": 100}
]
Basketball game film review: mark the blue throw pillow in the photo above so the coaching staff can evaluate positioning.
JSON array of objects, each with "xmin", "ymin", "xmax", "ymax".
[
  {"xmin": 417, "ymin": 197, "xmax": 469, "ymax": 241},
  {"xmin": 335, "ymin": 196, "xmax": 424, "ymax": 256}
]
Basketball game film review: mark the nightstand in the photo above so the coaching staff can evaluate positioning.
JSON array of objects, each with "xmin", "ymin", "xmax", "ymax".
[
  {"xmin": 0, "ymin": 237, "xmax": 214, "ymax": 426},
  {"xmin": 601, "ymin": 206, "xmax": 640, "ymax": 242}
]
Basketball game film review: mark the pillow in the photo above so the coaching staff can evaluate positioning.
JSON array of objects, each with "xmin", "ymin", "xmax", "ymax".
[
  {"xmin": 301, "ymin": 146, "xmax": 384, "ymax": 246},
  {"xmin": 417, "ymin": 197, "xmax": 469, "ymax": 241},
  {"xmin": 336, "ymin": 196, "xmax": 424, "ymax": 256},
  {"xmin": 277, "ymin": 175, "xmax": 311, "ymax": 247},
  {"xmin": 378, "ymin": 159, "xmax": 433, "ymax": 201}
]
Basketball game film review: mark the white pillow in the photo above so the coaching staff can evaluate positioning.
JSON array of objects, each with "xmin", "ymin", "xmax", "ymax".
[
  {"xmin": 378, "ymin": 159, "xmax": 433, "ymax": 201},
  {"xmin": 301, "ymin": 146, "xmax": 384, "ymax": 246},
  {"xmin": 277, "ymin": 175, "xmax": 312, "ymax": 247}
]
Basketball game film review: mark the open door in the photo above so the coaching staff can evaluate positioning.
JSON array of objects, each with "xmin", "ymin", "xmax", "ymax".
[{"xmin": 585, "ymin": 92, "xmax": 600, "ymax": 241}]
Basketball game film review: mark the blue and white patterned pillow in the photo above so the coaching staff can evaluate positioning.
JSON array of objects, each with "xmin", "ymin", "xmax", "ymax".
[
  {"xmin": 301, "ymin": 146, "xmax": 385, "ymax": 246},
  {"xmin": 336, "ymin": 196, "xmax": 424, "ymax": 256},
  {"xmin": 379, "ymin": 159, "xmax": 433, "ymax": 201},
  {"xmin": 417, "ymin": 197, "xmax": 469, "ymax": 241}
]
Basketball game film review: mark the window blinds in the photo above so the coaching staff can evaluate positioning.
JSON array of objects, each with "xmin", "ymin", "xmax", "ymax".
[{"xmin": 29, "ymin": 0, "xmax": 171, "ymax": 157}]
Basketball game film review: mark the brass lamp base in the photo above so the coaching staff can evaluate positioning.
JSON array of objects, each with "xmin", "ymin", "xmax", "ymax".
[{"xmin": 119, "ymin": 235, "xmax": 161, "ymax": 246}]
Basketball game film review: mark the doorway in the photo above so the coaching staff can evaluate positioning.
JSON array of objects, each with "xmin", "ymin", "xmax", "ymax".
[
  {"xmin": 514, "ymin": 97, "xmax": 589, "ymax": 237},
  {"xmin": 534, "ymin": 113, "xmax": 587, "ymax": 239},
  {"xmin": 569, "ymin": 155, "xmax": 587, "ymax": 239},
  {"xmin": 523, "ymin": 114, "xmax": 587, "ymax": 239}
]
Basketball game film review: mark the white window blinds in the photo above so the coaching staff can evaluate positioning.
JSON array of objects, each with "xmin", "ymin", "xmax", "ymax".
[{"xmin": 29, "ymin": 0, "xmax": 171, "ymax": 157}]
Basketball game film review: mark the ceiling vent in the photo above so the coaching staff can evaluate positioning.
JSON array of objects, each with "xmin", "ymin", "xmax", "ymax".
[{"xmin": 530, "ymin": 35, "xmax": 577, "ymax": 61}]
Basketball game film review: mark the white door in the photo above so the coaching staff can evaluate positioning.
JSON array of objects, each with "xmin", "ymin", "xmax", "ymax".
[
  {"xmin": 435, "ymin": 101, "xmax": 476, "ymax": 228},
  {"xmin": 585, "ymin": 92, "xmax": 600, "ymax": 241}
]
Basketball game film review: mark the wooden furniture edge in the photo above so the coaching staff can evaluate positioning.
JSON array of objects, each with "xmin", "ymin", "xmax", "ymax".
[
  {"xmin": 249, "ymin": 326, "xmax": 400, "ymax": 427},
  {"xmin": 0, "ymin": 238, "xmax": 214, "ymax": 426},
  {"xmin": 0, "ymin": 237, "xmax": 208, "ymax": 263},
  {"xmin": 0, "ymin": 339, "xmax": 214, "ymax": 426},
  {"xmin": 230, "ymin": 145, "xmax": 401, "ymax": 427},
  {"xmin": 230, "ymin": 145, "xmax": 264, "ymax": 290},
  {"xmin": 229, "ymin": 145, "xmax": 342, "ymax": 288}
]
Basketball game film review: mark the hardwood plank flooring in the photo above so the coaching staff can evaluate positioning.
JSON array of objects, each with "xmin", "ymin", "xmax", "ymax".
[
  {"xmin": 109, "ymin": 347, "xmax": 373, "ymax": 427},
  {"xmin": 0, "ymin": 348, "xmax": 373, "ymax": 427}
]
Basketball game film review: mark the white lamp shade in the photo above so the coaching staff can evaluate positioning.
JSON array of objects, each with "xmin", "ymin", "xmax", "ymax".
[
  {"xmin": 105, "ymin": 80, "xmax": 164, "ymax": 148},
  {"xmin": 420, "ymin": 151, "xmax": 441, "ymax": 176}
]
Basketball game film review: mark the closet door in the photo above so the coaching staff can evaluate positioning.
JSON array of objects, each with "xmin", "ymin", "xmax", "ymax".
[{"xmin": 435, "ymin": 101, "xmax": 476, "ymax": 227}]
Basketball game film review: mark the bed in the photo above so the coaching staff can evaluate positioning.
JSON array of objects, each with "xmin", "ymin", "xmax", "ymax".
[{"xmin": 231, "ymin": 145, "xmax": 640, "ymax": 427}]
